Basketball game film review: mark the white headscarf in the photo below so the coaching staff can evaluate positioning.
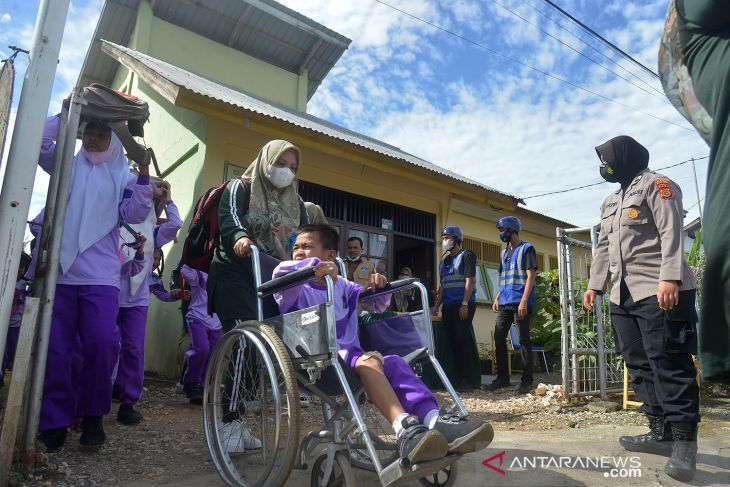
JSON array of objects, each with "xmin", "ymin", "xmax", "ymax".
[{"xmin": 60, "ymin": 131, "xmax": 131, "ymax": 274}]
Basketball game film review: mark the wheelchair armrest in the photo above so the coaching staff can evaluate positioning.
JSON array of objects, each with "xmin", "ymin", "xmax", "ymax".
[
  {"xmin": 359, "ymin": 277, "xmax": 418, "ymax": 299},
  {"xmin": 257, "ymin": 267, "xmax": 317, "ymax": 297},
  {"xmin": 402, "ymin": 347, "xmax": 429, "ymax": 365}
]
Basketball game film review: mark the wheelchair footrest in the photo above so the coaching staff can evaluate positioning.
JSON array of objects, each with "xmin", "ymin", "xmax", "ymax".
[{"xmin": 379, "ymin": 453, "xmax": 460, "ymax": 487}]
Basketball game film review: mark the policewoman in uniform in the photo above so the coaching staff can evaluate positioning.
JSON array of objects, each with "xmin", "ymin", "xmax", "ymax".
[
  {"xmin": 431, "ymin": 226, "xmax": 480, "ymax": 391},
  {"xmin": 488, "ymin": 216, "xmax": 537, "ymax": 394},
  {"xmin": 584, "ymin": 135, "xmax": 699, "ymax": 482}
]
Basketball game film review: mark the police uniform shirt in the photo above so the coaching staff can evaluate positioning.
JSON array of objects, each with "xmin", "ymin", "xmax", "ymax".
[
  {"xmin": 588, "ymin": 168, "xmax": 696, "ymax": 305},
  {"xmin": 346, "ymin": 257, "xmax": 375, "ymax": 287}
]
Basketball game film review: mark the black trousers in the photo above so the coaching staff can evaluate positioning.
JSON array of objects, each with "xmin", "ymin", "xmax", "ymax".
[
  {"xmin": 494, "ymin": 307, "xmax": 533, "ymax": 384},
  {"xmin": 611, "ymin": 289, "xmax": 700, "ymax": 424},
  {"xmin": 442, "ymin": 302, "xmax": 478, "ymax": 387}
]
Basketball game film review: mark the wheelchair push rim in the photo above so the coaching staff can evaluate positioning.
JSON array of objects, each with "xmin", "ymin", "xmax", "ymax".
[{"xmin": 203, "ymin": 322, "xmax": 301, "ymax": 487}]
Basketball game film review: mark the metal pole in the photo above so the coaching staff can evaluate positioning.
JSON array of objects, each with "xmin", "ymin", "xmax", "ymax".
[
  {"xmin": 591, "ymin": 225, "xmax": 608, "ymax": 400},
  {"xmin": 22, "ymin": 93, "xmax": 82, "ymax": 454},
  {"xmin": 691, "ymin": 158, "xmax": 703, "ymax": 226},
  {"xmin": 0, "ymin": 0, "xmax": 70, "ymax": 383},
  {"xmin": 556, "ymin": 228, "xmax": 570, "ymax": 399}
]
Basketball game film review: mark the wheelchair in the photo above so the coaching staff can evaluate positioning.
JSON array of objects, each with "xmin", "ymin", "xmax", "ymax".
[{"xmin": 203, "ymin": 246, "xmax": 470, "ymax": 487}]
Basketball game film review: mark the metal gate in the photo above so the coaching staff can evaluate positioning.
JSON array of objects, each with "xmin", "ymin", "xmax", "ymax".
[{"xmin": 557, "ymin": 226, "xmax": 624, "ymax": 400}]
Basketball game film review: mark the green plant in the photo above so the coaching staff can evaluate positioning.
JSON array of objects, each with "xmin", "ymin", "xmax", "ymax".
[{"xmin": 528, "ymin": 270, "xmax": 563, "ymax": 354}]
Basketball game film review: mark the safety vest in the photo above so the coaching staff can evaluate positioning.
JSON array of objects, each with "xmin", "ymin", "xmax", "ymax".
[
  {"xmin": 439, "ymin": 249, "xmax": 476, "ymax": 305},
  {"xmin": 499, "ymin": 241, "xmax": 535, "ymax": 306}
]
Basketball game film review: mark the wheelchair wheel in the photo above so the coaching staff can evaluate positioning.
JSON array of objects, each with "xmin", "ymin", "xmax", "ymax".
[
  {"xmin": 418, "ymin": 462, "xmax": 458, "ymax": 487},
  {"xmin": 346, "ymin": 397, "xmax": 398, "ymax": 471},
  {"xmin": 310, "ymin": 451, "xmax": 356, "ymax": 487},
  {"xmin": 204, "ymin": 321, "xmax": 300, "ymax": 487}
]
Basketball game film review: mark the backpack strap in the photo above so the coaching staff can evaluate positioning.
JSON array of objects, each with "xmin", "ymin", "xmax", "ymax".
[{"xmin": 299, "ymin": 196, "xmax": 308, "ymax": 225}]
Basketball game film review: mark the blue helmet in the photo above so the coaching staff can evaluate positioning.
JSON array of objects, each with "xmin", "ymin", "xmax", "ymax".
[
  {"xmin": 441, "ymin": 225, "xmax": 463, "ymax": 243},
  {"xmin": 496, "ymin": 216, "xmax": 522, "ymax": 233}
]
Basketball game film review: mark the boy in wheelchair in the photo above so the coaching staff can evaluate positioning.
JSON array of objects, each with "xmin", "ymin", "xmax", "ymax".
[{"xmin": 273, "ymin": 224, "xmax": 494, "ymax": 466}]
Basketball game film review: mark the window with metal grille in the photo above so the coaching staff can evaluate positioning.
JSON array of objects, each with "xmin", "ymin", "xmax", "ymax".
[
  {"xmin": 461, "ymin": 236, "xmax": 502, "ymax": 264},
  {"xmin": 549, "ymin": 255, "xmax": 559, "ymax": 270},
  {"xmin": 536, "ymin": 252, "xmax": 545, "ymax": 272},
  {"xmin": 298, "ymin": 181, "xmax": 435, "ymax": 240}
]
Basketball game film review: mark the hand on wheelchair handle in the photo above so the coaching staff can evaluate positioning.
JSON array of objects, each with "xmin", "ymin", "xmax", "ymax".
[
  {"xmin": 313, "ymin": 261, "xmax": 338, "ymax": 282},
  {"xmin": 234, "ymin": 237, "xmax": 253, "ymax": 257}
]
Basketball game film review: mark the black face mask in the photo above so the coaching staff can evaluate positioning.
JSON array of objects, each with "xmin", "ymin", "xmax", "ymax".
[
  {"xmin": 599, "ymin": 165, "xmax": 620, "ymax": 183},
  {"xmin": 499, "ymin": 230, "xmax": 512, "ymax": 243},
  {"xmin": 595, "ymin": 135, "xmax": 649, "ymax": 188}
]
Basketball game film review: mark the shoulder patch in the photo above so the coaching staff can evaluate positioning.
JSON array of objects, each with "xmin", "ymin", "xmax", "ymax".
[
  {"xmin": 654, "ymin": 178, "xmax": 671, "ymax": 188},
  {"xmin": 658, "ymin": 188, "xmax": 674, "ymax": 200}
]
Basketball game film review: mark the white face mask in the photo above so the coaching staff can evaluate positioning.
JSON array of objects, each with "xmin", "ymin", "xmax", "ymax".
[
  {"xmin": 267, "ymin": 166, "xmax": 295, "ymax": 189},
  {"xmin": 441, "ymin": 239, "xmax": 454, "ymax": 252}
]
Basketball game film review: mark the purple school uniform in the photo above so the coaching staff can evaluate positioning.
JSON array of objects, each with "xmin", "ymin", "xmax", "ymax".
[
  {"xmin": 115, "ymin": 204, "xmax": 182, "ymax": 405},
  {"xmin": 1, "ymin": 280, "xmax": 29, "ymax": 381},
  {"xmin": 38, "ymin": 115, "xmax": 153, "ymax": 432},
  {"xmin": 273, "ymin": 258, "xmax": 439, "ymax": 420},
  {"xmin": 181, "ymin": 265, "xmax": 222, "ymax": 386}
]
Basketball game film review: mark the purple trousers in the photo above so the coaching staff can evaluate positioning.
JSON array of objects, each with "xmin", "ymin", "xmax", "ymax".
[
  {"xmin": 115, "ymin": 305, "xmax": 148, "ymax": 405},
  {"xmin": 183, "ymin": 317, "xmax": 222, "ymax": 387},
  {"xmin": 1, "ymin": 326, "xmax": 20, "ymax": 379},
  {"xmin": 349, "ymin": 347, "xmax": 439, "ymax": 420},
  {"xmin": 40, "ymin": 284, "xmax": 120, "ymax": 431}
]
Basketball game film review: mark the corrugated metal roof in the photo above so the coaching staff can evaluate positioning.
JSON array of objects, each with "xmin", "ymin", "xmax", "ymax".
[
  {"xmin": 102, "ymin": 41, "xmax": 519, "ymax": 203},
  {"xmin": 79, "ymin": 0, "xmax": 351, "ymax": 100}
]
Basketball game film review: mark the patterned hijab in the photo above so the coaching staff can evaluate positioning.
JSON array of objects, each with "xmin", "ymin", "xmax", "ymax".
[{"xmin": 242, "ymin": 140, "xmax": 302, "ymax": 260}]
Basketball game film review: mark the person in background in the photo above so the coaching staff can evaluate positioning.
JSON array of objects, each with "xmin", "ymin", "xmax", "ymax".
[
  {"xmin": 115, "ymin": 182, "xmax": 182, "ymax": 425},
  {"xmin": 304, "ymin": 201, "xmax": 328, "ymax": 225},
  {"xmin": 660, "ymin": 0, "xmax": 730, "ymax": 386},
  {"xmin": 584, "ymin": 135, "xmax": 699, "ymax": 482},
  {"xmin": 488, "ymin": 216, "xmax": 537, "ymax": 394},
  {"xmin": 1, "ymin": 252, "xmax": 32, "ymax": 388},
  {"xmin": 36, "ymin": 114, "xmax": 152, "ymax": 453},
  {"xmin": 431, "ymin": 226, "xmax": 481, "ymax": 392},
  {"xmin": 392, "ymin": 266, "xmax": 421, "ymax": 313},
  {"xmin": 345, "ymin": 236, "xmax": 375, "ymax": 287}
]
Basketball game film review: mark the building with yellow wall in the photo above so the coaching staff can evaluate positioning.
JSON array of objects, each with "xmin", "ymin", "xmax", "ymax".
[{"xmin": 80, "ymin": 0, "xmax": 580, "ymax": 378}]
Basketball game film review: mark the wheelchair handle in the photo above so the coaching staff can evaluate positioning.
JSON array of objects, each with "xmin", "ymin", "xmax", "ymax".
[
  {"xmin": 257, "ymin": 266, "xmax": 317, "ymax": 297},
  {"xmin": 359, "ymin": 277, "xmax": 418, "ymax": 299}
]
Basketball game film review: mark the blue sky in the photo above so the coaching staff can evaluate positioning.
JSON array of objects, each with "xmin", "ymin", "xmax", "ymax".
[{"xmin": 0, "ymin": 0, "xmax": 709, "ymax": 230}]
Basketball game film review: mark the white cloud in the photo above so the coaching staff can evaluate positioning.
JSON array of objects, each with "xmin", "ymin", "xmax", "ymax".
[
  {"xmin": 1, "ymin": 13, "xmax": 11, "ymax": 24},
  {"xmin": 280, "ymin": 0, "xmax": 707, "ymax": 227}
]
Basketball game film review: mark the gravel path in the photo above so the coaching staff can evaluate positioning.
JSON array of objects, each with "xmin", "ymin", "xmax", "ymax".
[{"xmin": 6, "ymin": 374, "xmax": 729, "ymax": 486}]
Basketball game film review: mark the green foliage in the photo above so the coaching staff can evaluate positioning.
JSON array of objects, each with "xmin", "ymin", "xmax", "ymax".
[
  {"xmin": 529, "ymin": 269, "xmax": 602, "ymax": 357},
  {"xmin": 529, "ymin": 270, "xmax": 563, "ymax": 354}
]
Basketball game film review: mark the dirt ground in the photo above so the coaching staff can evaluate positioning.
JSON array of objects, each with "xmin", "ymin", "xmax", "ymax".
[{"xmin": 4, "ymin": 372, "xmax": 730, "ymax": 486}]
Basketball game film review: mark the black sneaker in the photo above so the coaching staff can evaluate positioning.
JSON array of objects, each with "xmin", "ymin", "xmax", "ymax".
[
  {"xmin": 433, "ymin": 413, "xmax": 494, "ymax": 454},
  {"xmin": 79, "ymin": 416, "xmax": 106, "ymax": 447},
  {"xmin": 396, "ymin": 415, "xmax": 448, "ymax": 466},
  {"xmin": 183, "ymin": 383, "xmax": 204, "ymax": 405},
  {"xmin": 485, "ymin": 377, "xmax": 510, "ymax": 391},
  {"xmin": 39, "ymin": 428, "xmax": 67, "ymax": 453},
  {"xmin": 516, "ymin": 382, "xmax": 533, "ymax": 394},
  {"xmin": 117, "ymin": 404, "xmax": 143, "ymax": 425}
]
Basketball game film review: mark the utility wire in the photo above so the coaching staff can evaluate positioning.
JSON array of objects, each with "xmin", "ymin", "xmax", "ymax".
[
  {"xmin": 541, "ymin": 0, "xmax": 659, "ymax": 79},
  {"xmin": 372, "ymin": 0, "xmax": 691, "ymax": 131},
  {"xmin": 521, "ymin": 156, "xmax": 709, "ymax": 200},
  {"xmin": 488, "ymin": 0, "xmax": 667, "ymax": 101},
  {"xmin": 686, "ymin": 197, "xmax": 704, "ymax": 211},
  {"xmin": 520, "ymin": 0, "xmax": 665, "ymax": 96}
]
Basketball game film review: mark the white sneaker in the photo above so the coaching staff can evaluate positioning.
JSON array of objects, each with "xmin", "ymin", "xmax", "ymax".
[
  {"xmin": 174, "ymin": 382, "xmax": 184, "ymax": 394},
  {"xmin": 220, "ymin": 421, "xmax": 262, "ymax": 452}
]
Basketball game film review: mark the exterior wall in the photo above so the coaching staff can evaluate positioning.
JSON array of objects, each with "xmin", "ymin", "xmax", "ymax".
[
  {"xmin": 131, "ymin": 0, "xmax": 306, "ymax": 110},
  {"xmin": 111, "ymin": 67, "xmax": 209, "ymax": 378}
]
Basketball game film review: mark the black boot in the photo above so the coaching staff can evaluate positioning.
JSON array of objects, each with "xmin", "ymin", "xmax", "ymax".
[
  {"xmin": 38, "ymin": 428, "xmax": 68, "ymax": 453},
  {"xmin": 619, "ymin": 414, "xmax": 673, "ymax": 456},
  {"xmin": 665, "ymin": 422, "xmax": 698, "ymax": 482},
  {"xmin": 117, "ymin": 404, "xmax": 143, "ymax": 425},
  {"xmin": 79, "ymin": 416, "xmax": 106, "ymax": 447}
]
